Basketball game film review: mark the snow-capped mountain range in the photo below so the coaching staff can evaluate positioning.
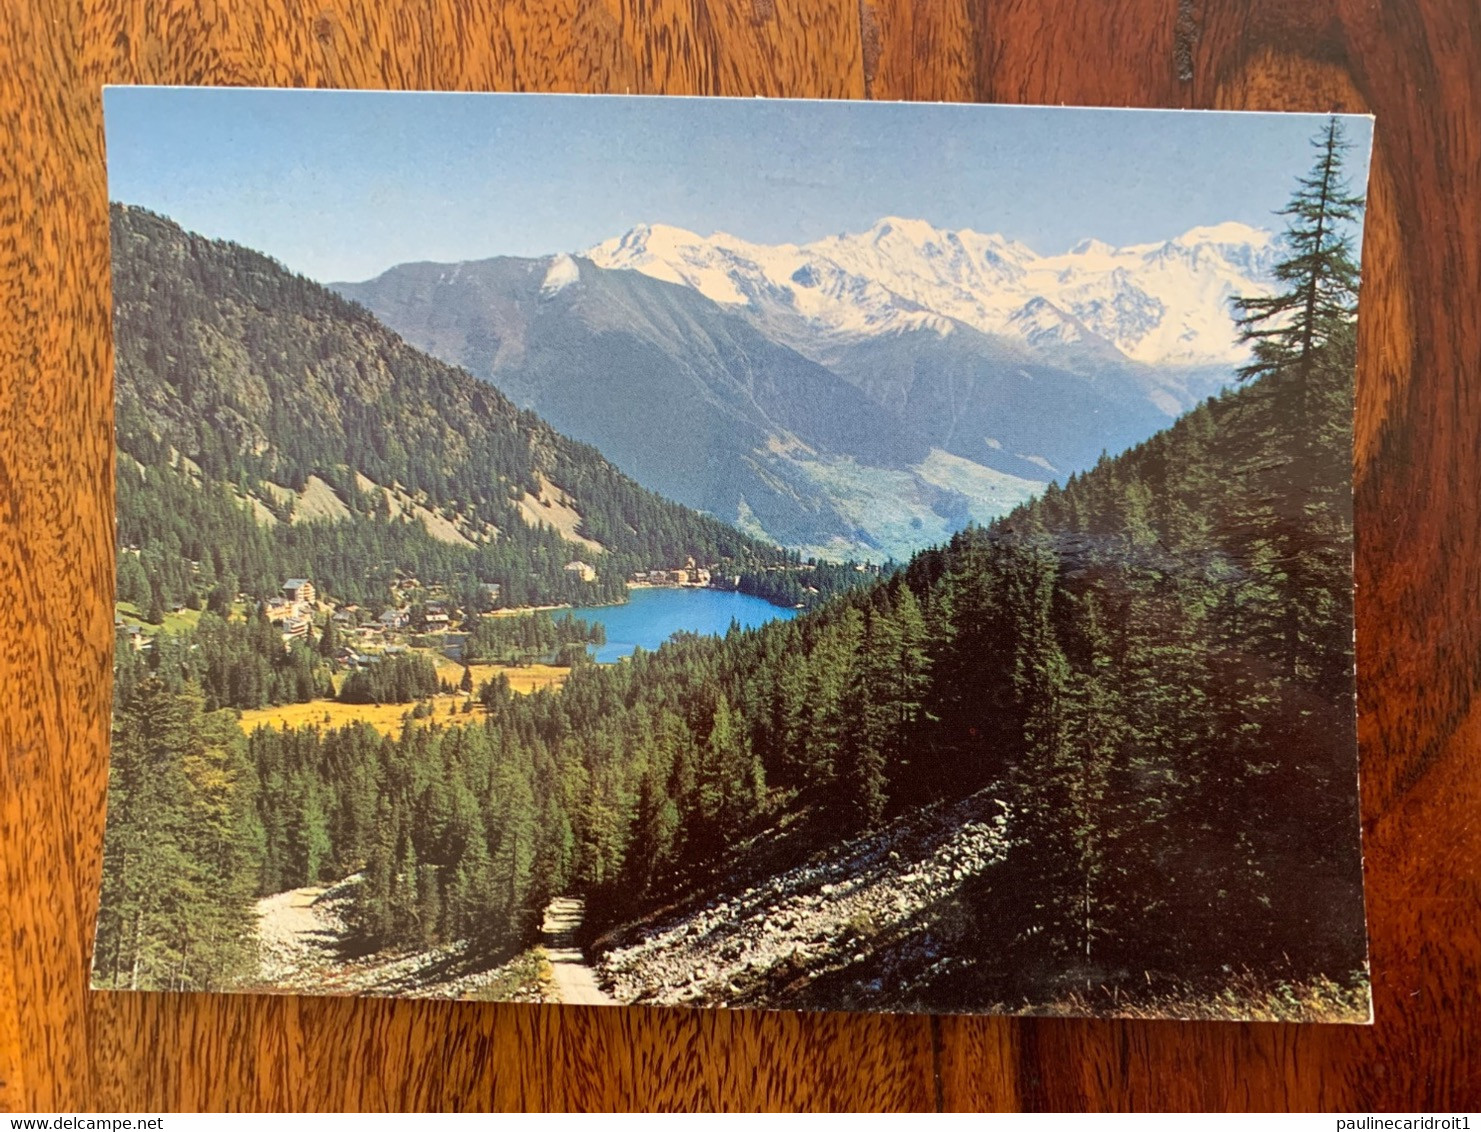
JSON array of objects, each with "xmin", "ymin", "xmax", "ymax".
[
  {"xmin": 588, "ymin": 216, "xmax": 1277, "ymax": 368},
  {"xmin": 336, "ymin": 216, "xmax": 1278, "ymax": 559}
]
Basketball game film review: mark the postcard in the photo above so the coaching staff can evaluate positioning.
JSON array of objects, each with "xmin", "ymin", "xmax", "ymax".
[{"xmin": 95, "ymin": 89, "xmax": 1374, "ymax": 1021}]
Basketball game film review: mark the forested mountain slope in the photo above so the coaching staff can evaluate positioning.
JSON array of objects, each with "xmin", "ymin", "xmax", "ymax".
[
  {"xmin": 592, "ymin": 336, "xmax": 1363, "ymax": 1016},
  {"xmin": 97, "ymin": 314, "xmax": 1362, "ymax": 1016},
  {"xmin": 111, "ymin": 204, "xmax": 788, "ymax": 611}
]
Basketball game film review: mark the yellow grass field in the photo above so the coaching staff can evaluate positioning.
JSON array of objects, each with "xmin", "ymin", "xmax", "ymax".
[
  {"xmin": 236, "ymin": 663, "xmax": 569, "ymax": 738},
  {"xmin": 237, "ymin": 694, "xmax": 471, "ymax": 738},
  {"xmin": 431, "ymin": 659, "xmax": 570, "ymax": 695}
]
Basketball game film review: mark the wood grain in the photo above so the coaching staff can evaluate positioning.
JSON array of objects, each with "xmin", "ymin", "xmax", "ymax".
[{"xmin": 1, "ymin": 0, "xmax": 1476, "ymax": 1111}]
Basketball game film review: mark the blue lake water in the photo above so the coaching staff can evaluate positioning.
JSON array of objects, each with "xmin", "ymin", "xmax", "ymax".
[{"xmin": 566, "ymin": 587, "xmax": 797, "ymax": 662}]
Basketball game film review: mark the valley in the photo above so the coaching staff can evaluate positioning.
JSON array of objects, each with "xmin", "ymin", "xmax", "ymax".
[
  {"xmin": 97, "ymin": 112, "xmax": 1370, "ymax": 1023},
  {"xmin": 338, "ymin": 214, "xmax": 1275, "ymax": 558}
]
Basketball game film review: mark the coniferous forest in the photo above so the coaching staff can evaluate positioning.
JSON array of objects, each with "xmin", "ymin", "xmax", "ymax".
[{"xmin": 95, "ymin": 119, "xmax": 1369, "ymax": 1020}]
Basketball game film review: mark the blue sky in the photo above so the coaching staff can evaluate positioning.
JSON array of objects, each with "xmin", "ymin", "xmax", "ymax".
[{"xmin": 103, "ymin": 88, "xmax": 1373, "ymax": 284}]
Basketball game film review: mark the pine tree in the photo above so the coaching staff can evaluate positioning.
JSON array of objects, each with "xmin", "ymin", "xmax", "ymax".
[
  {"xmin": 145, "ymin": 581, "xmax": 166, "ymax": 626},
  {"xmin": 117, "ymin": 550, "xmax": 151, "ymax": 607},
  {"xmin": 289, "ymin": 779, "xmax": 332, "ymax": 886},
  {"xmin": 1232, "ymin": 114, "xmax": 1364, "ymax": 679},
  {"xmin": 95, "ymin": 679, "xmax": 261, "ymax": 990},
  {"xmin": 887, "ymin": 585, "xmax": 932, "ymax": 780},
  {"xmin": 697, "ymin": 692, "xmax": 761, "ymax": 840},
  {"xmin": 837, "ymin": 608, "xmax": 901, "ymax": 830},
  {"xmin": 318, "ymin": 615, "xmax": 338, "ymax": 658},
  {"xmin": 769, "ymin": 647, "xmax": 810, "ymax": 787},
  {"xmin": 1233, "ymin": 115, "xmax": 1365, "ymax": 387}
]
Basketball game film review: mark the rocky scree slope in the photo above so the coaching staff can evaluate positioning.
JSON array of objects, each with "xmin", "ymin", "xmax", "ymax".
[{"xmin": 593, "ymin": 788, "xmax": 1012, "ymax": 1011}]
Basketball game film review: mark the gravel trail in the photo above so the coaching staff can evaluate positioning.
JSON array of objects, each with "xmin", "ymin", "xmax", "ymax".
[{"xmin": 541, "ymin": 897, "xmax": 615, "ymax": 1006}]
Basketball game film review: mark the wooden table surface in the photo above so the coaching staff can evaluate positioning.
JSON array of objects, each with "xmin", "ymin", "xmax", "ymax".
[{"xmin": 2, "ymin": 0, "xmax": 1478, "ymax": 1112}]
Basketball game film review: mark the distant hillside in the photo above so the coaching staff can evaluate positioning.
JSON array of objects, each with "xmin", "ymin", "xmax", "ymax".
[
  {"xmin": 110, "ymin": 204, "xmax": 789, "ymax": 611},
  {"xmin": 335, "ymin": 255, "xmax": 1048, "ymax": 559},
  {"xmin": 338, "ymin": 217, "xmax": 1274, "ymax": 559}
]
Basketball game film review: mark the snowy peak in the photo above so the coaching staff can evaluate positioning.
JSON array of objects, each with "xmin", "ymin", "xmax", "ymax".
[
  {"xmin": 597, "ymin": 222, "xmax": 713, "ymax": 262},
  {"xmin": 590, "ymin": 223, "xmax": 765, "ymax": 306},
  {"xmin": 867, "ymin": 216, "xmax": 938, "ymax": 242},
  {"xmin": 1173, "ymin": 221, "xmax": 1272, "ymax": 248},
  {"xmin": 586, "ymin": 217, "xmax": 1277, "ymax": 367},
  {"xmin": 540, "ymin": 253, "xmax": 581, "ymax": 297},
  {"xmin": 1008, "ymin": 296, "xmax": 1090, "ymax": 349},
  {"xmin": 1068, "ymin": 237, "xmax": 1116, "ymax": 258}
]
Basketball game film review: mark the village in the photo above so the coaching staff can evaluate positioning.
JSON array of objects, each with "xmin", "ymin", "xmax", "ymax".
[
  {"xmin": 118, "ymin": 554, "xmax": 737, "ymax": 647},
  {"xmin": 254, "ymin": 557, "xmax": 728, "ymax": 666},
  {"xmin": 112, "ymin": 555, "xmax": 773, "ymax": 739}
]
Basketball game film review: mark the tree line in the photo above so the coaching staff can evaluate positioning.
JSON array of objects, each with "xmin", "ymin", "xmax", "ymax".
[
  {"xmin": 338, "ymin": 654, "xmax": 442, "ymax": 706},
  {"xmin": 114, "ymin": 609, "xmax": 335, "ymax": 714},
  {"xmin": 715, "ymin": 560, "xmax": 890, "ymax": 610},
  {"xmin": 460, "ymin": 610, "xmax": 605, "ymax": 666}
]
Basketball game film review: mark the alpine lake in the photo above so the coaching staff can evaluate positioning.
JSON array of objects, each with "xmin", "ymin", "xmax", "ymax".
[{"xmin": 565, "ymin": 586, "xmax": 798, "ymax": 663}]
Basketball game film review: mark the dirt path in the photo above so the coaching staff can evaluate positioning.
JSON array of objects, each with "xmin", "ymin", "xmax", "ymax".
[
  {"xmin": 254, "ymin": 876, "xmax": 549, "ymax": 1000},
  {"xmin": 541, "ymin": 897, "xmax": 615, "ymax": 1006},
  {"xmin": 255, "ymin": 884, "xmax": 346, "ymax": 987}
]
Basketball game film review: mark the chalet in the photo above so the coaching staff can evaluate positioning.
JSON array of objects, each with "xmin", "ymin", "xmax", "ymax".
[
  {"xmin": 564, "ymin": 560, "xmax": 597, "ymax": 583},
  {"xmin": 379, "ymin": 609, "xmax": 409, "ymax": 631},
  {"xmin": 120, "ymin": 624, "xmax": 150, "ymax": 653},
  {"xmin": 692, "ymin": 568, "xmax": 711, "ymax": 586},
  {"xmin": 670, "ymin": 569, "xmax": 690, "ymax": 586},
  {"xmin": 282, "ymin": 578, "xmax": 315, "ymax": 605},
  {"xmin": 424, "ymin": 611, "xmax": 451, "ymax": 630},
  {"xmin": 281, "ymin": 617, "xmax": 310, "ymax": 644},
  {"xmin": 264, "ymin": 599, "xmax": 294, "ymax": 622}
]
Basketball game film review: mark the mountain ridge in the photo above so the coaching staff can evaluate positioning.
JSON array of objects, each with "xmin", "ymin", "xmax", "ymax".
[
  {"xmin": 336, "ymin": 252, "xmax": 1060, "ymax": 558},
  {"xmin": 334, "ymin": 214, "xmax": 1274, "ymax": 558},
  {"xmin": 585, "ymin": 215, "xmax": 1276, "ymax": 367},
  {"xmin": 111, "ymin": 204, "xmax": 790, "ymax": 611}
]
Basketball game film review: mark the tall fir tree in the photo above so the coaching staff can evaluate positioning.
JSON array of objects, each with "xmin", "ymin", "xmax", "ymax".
[{"xmin": 1233, "ymin": 115, "xmax": 1365, "ymax": 387}]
